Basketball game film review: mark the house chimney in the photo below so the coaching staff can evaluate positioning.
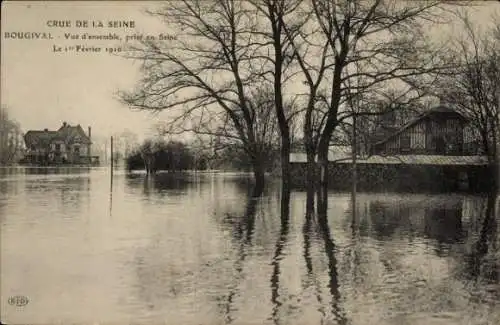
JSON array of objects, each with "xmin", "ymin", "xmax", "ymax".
[{"xmin": 63, "ymin": 121, "xmax": 67, "ymax": 127}]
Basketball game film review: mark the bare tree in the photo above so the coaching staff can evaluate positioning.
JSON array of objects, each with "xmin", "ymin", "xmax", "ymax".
[
  {"xmin": 120, "ymin": 0, "xmax": 454, "ymax": 198},
  {"xmin": 437, "ymin": 12, "xmax": 500, "ymax": 191},
  {"xmin": 195, "ymin": 86, "xmax": 288, "ymax": 173},
  {"xmin": 282, "ymin": 0, "xmax": 453, "ymax": 202},
  {"xmin": 114, "ymin": 129, "xmax": 139, "ymax": 159},
  {"xmin": 235, "ymin": 0, "xmax": 305, "ymax": 189},
  {"xmin": 0, "ymin": 106, "xmax": 24, "ymax": 165},
  {"xmin": 120, "ymin": 0, "xmax": 275, "ymax": 194}
]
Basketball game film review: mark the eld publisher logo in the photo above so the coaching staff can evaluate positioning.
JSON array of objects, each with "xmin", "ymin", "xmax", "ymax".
[{"xmin": 7, "ymin": 295, "xmax": 29, "ymax": 307}]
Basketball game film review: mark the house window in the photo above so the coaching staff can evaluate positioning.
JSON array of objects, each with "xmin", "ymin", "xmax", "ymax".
[
  {"xmin": 55, "ymin": 144, "xmax": 61, "ymax": 151},
  {"xmin": 400, "ymin": 134, "xmax": 411, "ymax": 152},
  {"xmin": 413, "ymin": 124, "xmax": 426, "ymax": 150},
  {"xmin": 74, "ymin": 146, "xmax": 80, "ymax": 155}
]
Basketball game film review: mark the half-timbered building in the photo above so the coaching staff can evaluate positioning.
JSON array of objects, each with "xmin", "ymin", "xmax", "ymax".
[{"xmin": 371, "ymin": 107, "xmax": 472, "ymax": 156}]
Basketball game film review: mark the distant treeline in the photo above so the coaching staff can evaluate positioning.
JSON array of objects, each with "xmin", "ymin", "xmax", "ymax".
[
  {"xmin": 126, "ymin": 139, "xmax": 203, "ymax": 172},
  {"xmin": 0, "ymin": 106, "xmax": 24, "ymax": 165},
  {"xmin": 126, "ymin": 138, "xmax": 280, "ymax": 173}
]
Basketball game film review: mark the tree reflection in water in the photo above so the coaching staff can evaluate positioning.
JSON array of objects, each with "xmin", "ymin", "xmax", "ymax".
[
  {"xmin": 212, "ymin": 183, "xmax": 293, "ymax": 324},
  {"xmin": 218, "ymin": 184, "xmax": 261, "ymax": 323},
  {"xmin": 317, "ymin": 191, "xmax": 348, "ymax": 325},
  {"xmin": 122, "ymin": 172, "xmax": 499, "ymax": 323},
  {"xmin": 302, "ymin": 188, "xmax": 326, "ymax": 319},
  {"xmin": 467, "ymin": 194, "xmax": 499, "ymax": 283},
  {"xmin": 269, "ymin": 187, "xmax": 291, "ymax": 324},
  {"xmin": 3, "ymin": 168, "xmax": 500, "ymax": 324},
  {"xmin": 267, "ymin": 188, "xmax": 349, "ymax": 325}
]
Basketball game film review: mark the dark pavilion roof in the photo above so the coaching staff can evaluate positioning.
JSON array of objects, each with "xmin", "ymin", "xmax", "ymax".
[
  {"xmin": 372, "ymin": 106, "xmax": 467, "ymax": 146},
  {"xmin": 24, "ymin": 122, "xmax": 91, "ymax": 148}
]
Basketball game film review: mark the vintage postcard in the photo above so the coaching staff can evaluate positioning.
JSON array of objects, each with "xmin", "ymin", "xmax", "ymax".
[{"xmin": 1, "ymin": 1, "xmax": 499, "ymax": 324}]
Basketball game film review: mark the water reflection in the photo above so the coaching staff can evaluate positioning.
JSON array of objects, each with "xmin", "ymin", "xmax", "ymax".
[
  {"xmin": 465, "ymin": 195, "xmax": 499, "ymax": 282},
  {"xmin": 125, "ymin": 172, "xmax": 195, "ymax": 198},
  {"xmin": 317, "ymin": 192, "xmax": 348, "ymax": 325},
  {"xmin": 351, "ymin": 194, "xmax": 467, "ymax": 245},
  {"xmin": 269, "ymin": 188, "xmax": 290, "ymax": 324},
  {"xmin": 221, "ymin": 186, "xmax": 260, "ymax": 323},
  {"xmin": 302, "ymin": 192, "xmax": 326, "ymax": 320},
  {"xmin": 1, "ymin": 168, "xmax": 499, "ymax": 325}
]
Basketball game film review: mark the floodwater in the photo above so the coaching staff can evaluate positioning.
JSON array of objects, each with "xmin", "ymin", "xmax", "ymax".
[{"xmin": 1, "ymin": 167, "xmax": 499, "ymax": 325}]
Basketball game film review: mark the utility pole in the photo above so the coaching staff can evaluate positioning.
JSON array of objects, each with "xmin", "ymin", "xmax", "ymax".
[{"xmin": 110, "ymin": 136, "xmax": 114, "ymax": 170}]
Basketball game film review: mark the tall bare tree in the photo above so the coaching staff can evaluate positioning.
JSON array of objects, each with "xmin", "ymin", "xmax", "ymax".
[
  {"xmin": 281, "ymin": 0, "xmax": 453, "ymax": 202},
  {"xmin": 437, "ymin": 12, "xmax": 500, "ymax": 191},
  {"xmin": 244, "ymin": 0, "xmax": 305, "ymax": 189},
  {"xmin": 120, "ymin": 0, "xmax": 278, "ymax": 194},
  {"xmin": 121, "ymin": 0, "xmax": 454, "ymax": 199}
]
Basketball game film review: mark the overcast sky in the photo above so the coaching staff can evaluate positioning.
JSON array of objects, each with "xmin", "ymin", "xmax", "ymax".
[{"xmin": 1, "ymin": 1, "xmax": 498, "ymax": 141}]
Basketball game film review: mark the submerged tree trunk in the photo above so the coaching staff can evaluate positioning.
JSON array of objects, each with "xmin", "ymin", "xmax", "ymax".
[
  {"xmin": 281, "ymin": 134, "xmax": 291, "ymax": 192},
  {"xmin": 317, "ymin": 127, "xmax": 334, "ymax": 215},
  {"xmin": 306, "ymin": 180, "xmax": 315, "ymax": 214},
  {"xmin": 303, "ymin": 103, "xmax": 317, "ymax": 191},
  {"xmin": 304, "ymin": 117, "xmax": 317, "ymax": 192},
  {"xmin": 142, "ymin": 153, "xmax": 155, "ymax": 175},
  {"xmin": 305, "ymin": 150, "xmax": 317, "ymax": 194},
  {"xmin": 251, "ymin": 156, "xmax": 266, "ymax": 197}
]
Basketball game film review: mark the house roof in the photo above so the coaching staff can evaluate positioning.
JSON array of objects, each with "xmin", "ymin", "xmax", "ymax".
[
  {"xmin": 289, "ymin": 153, "xmax": 488, "ymax": 166},
  {"xmin": 353, "ymin": 154, "xmax": 487, "ymax": 165},
  {"xmin": 57, "ymin": 124, "xmax": 91, "ymax": 145},
  {"xmin": 24, "ymin": 123, "xmax": 91, "ymax": 147},
  {"xmin": 372, "ymin": 106, "xmax": 467, "ymax": 146},
  {"xmin": 24, "ymin": 130, "xmax": 58, "ymax": 148}
]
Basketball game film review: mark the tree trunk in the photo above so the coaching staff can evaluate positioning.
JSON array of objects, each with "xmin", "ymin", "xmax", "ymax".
[
  {"xmin": 143, "ymin": 153, "xmax": 155, "ymax": 175},
  {"xmin": 281, "ymin": 134, "xmax": 291, "ymax": 192},
  {"xmin": 306, "ymin": 181, "xmax": 315, "ymax": 214},
  {"xmin": 318, "ymin": 140, "xmax": 329, "ymax": 187},
  {"xmin": 252, "ymin": 157, "xmax": 265, "ymax": 197},
  {"xmin": 305, "ymin": 146, "xmax": 316, "ymax": 193},
  {"xmin": 317, "ymin": 135, "xmax": 330, "ymax": 215},
  {"xmin": 303, "ymin": 104, "xmax": 317, "ymax": 191},
  {"xmin": 280, "ymin": 185, "xmax": 291, "ymax": 222}
]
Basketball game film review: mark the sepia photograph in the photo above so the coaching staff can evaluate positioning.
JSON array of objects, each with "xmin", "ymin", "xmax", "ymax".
[{"xmin": 1, "ymin": 0, "xmax": 499, "ymax": 324}]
